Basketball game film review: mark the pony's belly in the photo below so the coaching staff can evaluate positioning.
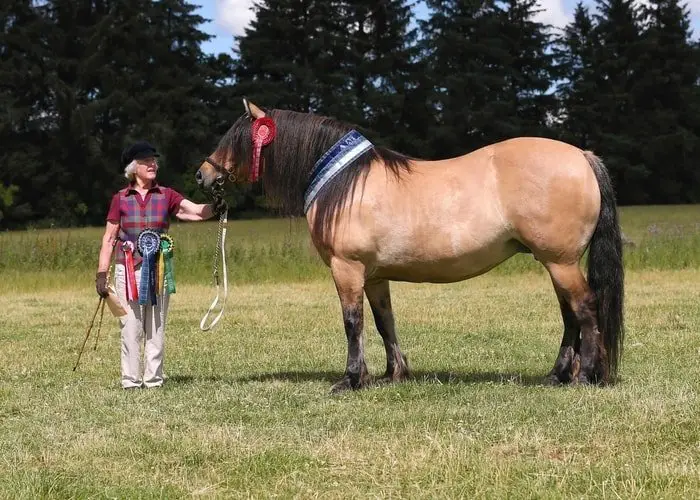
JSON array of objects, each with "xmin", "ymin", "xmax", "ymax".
[{"xmin": 373, "ymin": 241, "xmax": 522, "ymax": 283}]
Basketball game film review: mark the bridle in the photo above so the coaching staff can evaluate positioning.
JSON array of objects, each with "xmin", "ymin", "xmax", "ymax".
[
  {"xmin": 203, "ymin": 115, "xmax": 276, "ymax": 189},
  {"xmin": 204, "ymin": 156, "xmax": 238, "ymax": 185}
]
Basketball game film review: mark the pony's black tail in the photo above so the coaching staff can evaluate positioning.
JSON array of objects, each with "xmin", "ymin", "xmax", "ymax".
[{"xmin": 584, "ymin": 151, "xmax": 625, "ymax": 382}]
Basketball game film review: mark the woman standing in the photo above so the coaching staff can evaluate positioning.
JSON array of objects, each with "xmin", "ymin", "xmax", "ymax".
[{"xmin": 95, "ymin": 141, "xmax": 225, "ymax": 389}]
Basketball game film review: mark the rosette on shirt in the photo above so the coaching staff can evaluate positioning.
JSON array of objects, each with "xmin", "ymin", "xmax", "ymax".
[
  {"xmin": 160, "ymin": 234, "xmax": 176, "ymax": 294},
  {"xmin": 122, "ymin": 240, "xmax": 139, "ymax": 302},
  {"xmin": 137, "ymin": 229, "xmax": 161, "ymax": 305}
]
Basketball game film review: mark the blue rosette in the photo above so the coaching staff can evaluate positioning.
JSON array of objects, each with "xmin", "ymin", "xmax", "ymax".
[{"xmin": 137, "ymin": 229, "xmax": 161, "ymax": 306}]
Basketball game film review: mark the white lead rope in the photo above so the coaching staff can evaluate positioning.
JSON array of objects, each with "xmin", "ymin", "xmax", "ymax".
[{"xmin": 200, "ymin": 207, "xmax": 228, "ymax": 331}]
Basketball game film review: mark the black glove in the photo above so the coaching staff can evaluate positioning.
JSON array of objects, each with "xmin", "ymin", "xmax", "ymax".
[
  {"xmin": 211, "ymin": 197, "xmax": 228, "ymax": 216},
  {"xmin": 95, "ymin": 271, "xmax": 109, "ymax": 298}
]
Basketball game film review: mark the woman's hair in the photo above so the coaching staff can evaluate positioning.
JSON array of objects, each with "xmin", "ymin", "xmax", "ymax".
[
  {"xmin": 124, "ymin": 160, "xmax": 142, "ymax": 182},
  {"xmin": 124, "ymin": 160, "xmax": 137, "ymax": 181}
]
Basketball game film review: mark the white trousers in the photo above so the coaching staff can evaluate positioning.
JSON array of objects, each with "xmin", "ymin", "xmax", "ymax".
[{"xmin": 114, "ymin": 263, "xmax": 170, "ymax": 389}]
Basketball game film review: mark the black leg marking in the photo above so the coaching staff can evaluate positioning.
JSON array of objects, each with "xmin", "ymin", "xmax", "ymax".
[{"xmin": 365, "ymin": 280, "xmax": 409, "ymax": 384}]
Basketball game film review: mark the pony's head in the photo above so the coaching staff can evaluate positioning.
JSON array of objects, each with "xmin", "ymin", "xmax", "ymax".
[
  {"xmin": 195, "ymin": 98, "xmax": 271, "ymax": 193},
  {"xmin": 196, "ymin": 98, "xmax": 413, "ymax": 220}
]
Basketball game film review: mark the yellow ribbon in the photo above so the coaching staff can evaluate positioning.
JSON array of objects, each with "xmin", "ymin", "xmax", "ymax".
[{"xmin": 157, "ymin": 249, "xmax": 165, "ymax": 295}]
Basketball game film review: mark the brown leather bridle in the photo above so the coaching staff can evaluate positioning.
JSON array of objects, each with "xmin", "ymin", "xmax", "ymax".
[
  {"xmin": 203, "ymin": 114, "xmax": 275, "ymax": 186},
  {"xmin": 204, "ymin": 156, "xmax": 238, "ymax": 184}
]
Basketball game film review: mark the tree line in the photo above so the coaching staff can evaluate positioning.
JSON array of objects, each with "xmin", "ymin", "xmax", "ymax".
[{"xmin": 2, "ymin": 0, "xmax": 699, "ymax": 229}]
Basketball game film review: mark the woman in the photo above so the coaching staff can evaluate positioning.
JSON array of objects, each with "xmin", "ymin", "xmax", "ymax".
[{"xmin": 94, "ymin": 141, "xmax": 225, "ymax": 389}]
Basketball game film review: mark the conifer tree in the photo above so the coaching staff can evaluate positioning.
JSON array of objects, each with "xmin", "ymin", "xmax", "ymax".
[
  {"xmin": 554, "ymin": 3, "xmax": 601, "ymax": 149},
  {"xmin": 633, "ymin": 0, "xmax": 700, "ymax": 202},
  {"xmin": 590, "ymin": 0, "xmax": 646, "ymax": 199},
  {"xmin": 420, "ymin": 0, "xmax": 557, "ymax": 158}
]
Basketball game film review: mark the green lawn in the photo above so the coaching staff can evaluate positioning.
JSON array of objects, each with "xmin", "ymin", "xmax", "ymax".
[{"xmin": 0, "ymin": 206, "xmax": 699, "ymax": 498}]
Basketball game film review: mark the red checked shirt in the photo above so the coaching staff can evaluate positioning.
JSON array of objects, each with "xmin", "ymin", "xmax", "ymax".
[{"xmin": 107, "ymin": 183, "xmax": 184, "ymax": 265}]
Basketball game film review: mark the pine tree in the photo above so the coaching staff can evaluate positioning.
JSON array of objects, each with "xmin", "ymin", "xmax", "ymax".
[
  {"xmin": 1, "ymin": 0, "xmax": 231, "ymax": 227},
  {"xmin": 494, "ymin": 0, "xmax": 558, "ymax": 138},
  {"xmin": 420, "ymin": 0, "xmax": 557, "ymax": 159},
  {"xmin": 420, "ymin": 0, "xmax": 500, "ymax": 158},
  {"xmin": 590, "ymin": 0, "xmax": 647, "ymax": 201},
  {"xmin": 233, "ymin": 0, "xmax": 327, "ymax": 112},
  {"xmin": 0, "ymin": 0, "xmax": 50, "ymax": 137},
  {"xmin": 334, "ymin": 0, "xmax": 425, "ymax": 154},
  {"xmin": 554, "ymin": 2, "xmax": 601, "ymax": 149},
  {"xmin": 633, "ymin": 0, "xmax": 700, "ymax": 202},
  {"xmin": 0, "ymin": 0, "xmax": 51, "ymax": 227}
]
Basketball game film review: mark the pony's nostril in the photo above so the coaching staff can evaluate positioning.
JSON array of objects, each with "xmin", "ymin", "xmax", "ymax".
[{"xmin": 195, "ymin": 170, "xmax": 203, "ymax": 184}]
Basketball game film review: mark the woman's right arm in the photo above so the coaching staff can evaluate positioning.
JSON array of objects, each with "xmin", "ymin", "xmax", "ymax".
[{"xmin": 97, "ymin": 221, "xmax": 120, "ymax": 273}]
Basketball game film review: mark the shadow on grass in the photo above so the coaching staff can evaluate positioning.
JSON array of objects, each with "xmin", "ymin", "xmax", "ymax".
[
  {"xmin": 168, "ymin": 370, "xmax": 549, "ymax": 387},
  {"xmin": 166, "ymin": 371, "xmax": 342, "ymax": 385},
  {"xmin": 410, "ymin": 370, "xmax": 548, "ymax": 387}
]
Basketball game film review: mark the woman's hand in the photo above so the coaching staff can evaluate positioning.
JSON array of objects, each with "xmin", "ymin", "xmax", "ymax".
[
  {"xmin": 211, "ymin": 197, "xmax": 228, "ymax": 216},
  {"xmin": 176, "ymin": 199, "xmax": 225, "ymax": 221},
  {"xmin": 95, "ymin": 271, "xmax": 109, "ymax": 298}
]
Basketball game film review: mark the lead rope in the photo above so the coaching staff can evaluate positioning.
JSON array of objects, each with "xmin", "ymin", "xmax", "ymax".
[{"xmin": 200, "ymin": 204, "xmax": 228, "ymax": 331}]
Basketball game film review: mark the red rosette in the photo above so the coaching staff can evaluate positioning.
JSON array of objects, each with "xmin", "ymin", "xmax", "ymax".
[
  {"xmin": 250, "ymin": 117, "xmax": 276, "ymax": 182},
  {"xmin": 122, "ymin": 241, "xmax": 139, "ymax": 302}
]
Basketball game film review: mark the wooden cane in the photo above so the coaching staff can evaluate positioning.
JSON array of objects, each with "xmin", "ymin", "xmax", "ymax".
[
  {"xmin": 73, "ymin": 296, "xmax": 104, "ymax": 371},
  {"xmin": 92, "ymin": 298, "xmax": 106, "ymax": 351}
]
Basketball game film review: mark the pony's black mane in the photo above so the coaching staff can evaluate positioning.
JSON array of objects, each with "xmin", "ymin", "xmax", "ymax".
[{"xmin": 218, "ymin": 109, "xmax": 414, "ymax": 235}]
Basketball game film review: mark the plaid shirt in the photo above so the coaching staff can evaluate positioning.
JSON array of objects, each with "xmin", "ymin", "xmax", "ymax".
[{"xmin": 107, "ymin": 183, "xmax": 184, "ymax": 265}]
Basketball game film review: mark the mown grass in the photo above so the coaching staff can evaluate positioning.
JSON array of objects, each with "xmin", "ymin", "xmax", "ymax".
[
  {"xmin": 0, "ymin": 205, "xmax": 699, "ymax": 498},
  {"xmin": 1, "ymin": 272, "xmax": 699, "ymax": 498}
]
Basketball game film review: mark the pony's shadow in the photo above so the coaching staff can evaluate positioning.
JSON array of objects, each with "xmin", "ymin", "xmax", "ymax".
[
  {"xmin": 410, "ymin": 370, "xmax": 547, "ymax": 387},
  {"xmin": 237, "ymin": 371, "xmax": 342, "ymax": 384},
  {"xmin": 168, "ymin": 370, "xmax": 547, "ymax": 387},
  {"xmin": 166, "ymin": 371, "xmax": 341, "ymax": 386}
]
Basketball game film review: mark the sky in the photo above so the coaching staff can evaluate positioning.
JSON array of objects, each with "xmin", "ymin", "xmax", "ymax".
[{"xmin": 195, "ymin": 0, "xmax": 700, "ymax": 56}]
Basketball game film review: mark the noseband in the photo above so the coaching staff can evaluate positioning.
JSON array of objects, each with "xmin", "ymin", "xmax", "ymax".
[{"xmin": 204, "ymin": 157, "xmax": 237, "ymax": 184}]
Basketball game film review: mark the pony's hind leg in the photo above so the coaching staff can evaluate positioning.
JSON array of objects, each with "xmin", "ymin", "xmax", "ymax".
[
  {"xmin": 330, "ymin": 258, "xmax": 371, "ymax": 393},
  {"xmin": 364, "ymin": 279, "xmax": 410, "ymax": 384},
  {"xmin": 545, "ymin": 263, "xmax": 608, "ymax": 385},
  {"xmin": 545, "ymin": 292, "xmax": 581, "ymax": 385}
]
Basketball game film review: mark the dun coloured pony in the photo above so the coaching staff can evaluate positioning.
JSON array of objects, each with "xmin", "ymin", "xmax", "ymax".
[{"xmin": 196, "ymin": 98, "xmax": 624, "ymax": 393}]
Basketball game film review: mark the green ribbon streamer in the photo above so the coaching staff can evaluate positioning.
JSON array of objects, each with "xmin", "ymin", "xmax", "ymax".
[{"xmin": 160, "ymin": 235, "xmax": 176, "ymax": 294}]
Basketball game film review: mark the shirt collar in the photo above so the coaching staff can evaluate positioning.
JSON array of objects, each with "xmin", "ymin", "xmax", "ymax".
[{"xmin": 125, "ymin": 182, "xmax": 162, "ymax": 195}]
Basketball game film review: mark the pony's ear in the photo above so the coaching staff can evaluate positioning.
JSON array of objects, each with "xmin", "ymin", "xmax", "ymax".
[{"xmin": 242, "ymin": 97, "xmax": 266, "ymax": 120}]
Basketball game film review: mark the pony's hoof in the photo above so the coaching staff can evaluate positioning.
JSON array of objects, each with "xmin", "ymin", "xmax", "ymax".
[
  {"xmin": 329, "ymin": 375, "xmax": 366, "ymax": 394},
  {"xmin": 576, "ymin": 367, "xmax": 608, "ymax": 386},
  {"xmin": 378, "ymin": 354, "xmax": 410, "ymax": 384},
  {"xmin": 379, "ymin": 374, "xmax": 404, "ymax": 384},
  {"xmin": 378, "ymin": 370, "xmax": 410, "ymax": 385},
  {"xmin": 544, "ymin": 372, "xmax": 565, "ymax": 386}
]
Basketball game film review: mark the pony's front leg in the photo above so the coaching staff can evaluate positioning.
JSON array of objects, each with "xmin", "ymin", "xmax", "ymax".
[
  {"xmin": 330, "ymin": 258, "xmax": 371, "ymax": 393},
  {"xmin": 365, "ymin": 279, "xmax": 410, "ymax": 384}
]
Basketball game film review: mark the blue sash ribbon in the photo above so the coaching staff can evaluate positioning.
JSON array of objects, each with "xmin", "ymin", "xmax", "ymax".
[
  {"xmin": 303, "ymin": 130, "xmax": 373, "ymax": 213},
  {"xmin": 137, "ymin": 229, "xmax": 161, "ymax": 306}
]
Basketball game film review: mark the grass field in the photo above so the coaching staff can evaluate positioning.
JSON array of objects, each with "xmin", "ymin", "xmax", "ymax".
[{"xmin": 1, "ymin": 206, "xmax": 699, "ymax": 498}]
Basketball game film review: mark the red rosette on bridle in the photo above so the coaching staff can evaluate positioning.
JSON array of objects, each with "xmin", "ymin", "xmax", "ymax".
[{"xmin": 250, "ymin": 116, "xmax": 276, "ymax": 182}]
